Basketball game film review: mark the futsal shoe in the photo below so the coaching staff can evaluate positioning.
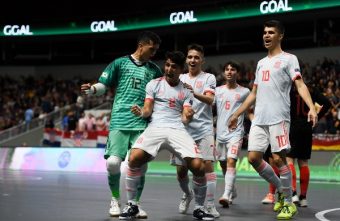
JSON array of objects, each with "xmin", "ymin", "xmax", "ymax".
[
  {"xmin": 109, "ymin": 197, "xmax": 121, "ymax": 217},
  {"xmin": 136, "ymin": 202, "xmax": 148, "ymax": 219},
  {"xmin": 178, "ymin": 190, "xmax": 194, "ymax": 214},
  {"xmin": 273, "ymin": 192, "xmax": 284, "ymax": 212},
  {"xmin": 206, "ymin": 205, "xmax": 220, "ymax": 218},
  {"xmin": 193, "ymin": 207, "xmax": 215, "ymax": 220},
  {"xmin": 299, "ymin": 196, "xmax": 308, "ymax": 207},
  {"xmin": 261, "ymin": 193, "xmax": 275, "ymax": 204},
  {"xmin": 292, "ymin": 192, "xmax": 299, "ymax": 204},
  {"xmin": 119, "ymin": 202, "xmax": 139, "ymax": 220},
  {"xmin": 276, "ymin": 202, "xmax": 298, "ymax": 220}
]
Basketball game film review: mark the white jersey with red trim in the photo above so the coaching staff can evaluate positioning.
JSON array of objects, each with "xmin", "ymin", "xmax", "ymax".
[
  {"xmin": 179, "ymin": 72, "xmax": 216, "ymax": 140},
  {"xmin": 145, "ymin": 77, "xmax": 193, "ymax": 130},
  {"xmin": 215, "ymin": 84, "xmax": 250, "ymax": 143},
  {"xmin": 253, "ymin": 52, "xmax": 301, "ymax": 125}
]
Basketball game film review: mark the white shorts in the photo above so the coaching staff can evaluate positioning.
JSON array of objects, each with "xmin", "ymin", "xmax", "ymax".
[
  {"xmin": 248, "ymin": 121, "xmax": 290, "ymax": 153},
  {"xmin": 170, "ymin": 135, "xmax": 215, "ymax": 166},
  {"xmin": 216, "ymin": 137, "xmax": 243, "ymax": 161},
  {"xmin": 132, "ymin": 127, "xmax": 202, "ymax": 160}
]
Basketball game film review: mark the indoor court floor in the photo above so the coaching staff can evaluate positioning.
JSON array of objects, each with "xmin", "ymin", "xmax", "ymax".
[{"xmin": 0, "ymin": 169, "xmax": 339, "ymax": 221}]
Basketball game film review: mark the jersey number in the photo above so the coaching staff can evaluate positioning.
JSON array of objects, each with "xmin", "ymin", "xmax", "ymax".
[
  {"xmin": 225, "ymin": 101, "xmax": 230, "ymax": 110},
  {"xmin": 262, "ymin": 70, "xmax": 270, "ymax": 81},
  {"xmin": 276, "ymin": 135, "xmax": 288, "ymax": 148},
  {"xmin": 131, "ymin": 77, "xmax": 142, "ymax": 89},
  {"xmin": 169, "ymin": 98, "xmax": 176, "ymax": 108}
]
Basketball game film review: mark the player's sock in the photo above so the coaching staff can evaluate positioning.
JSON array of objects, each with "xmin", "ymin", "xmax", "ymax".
[
  {"xmin": 288, "ymin": 163, "xmax": 297, "ymax": 193},
  {"xmin": 192, "ymin": 175, "xmax": 207, "ymax": 208},
  {"xmin": 205, "ymin": 172, "xmax": 217, "ymax": 206},
  {"xmin": 223, "ymin": 167, "xmax": 236, "ymax": 198},
  {"xmin": 126, "ymin": 165, "xmax": 142, "ymax": 203},
  {"xmin": 299, "ymin": 165, "xmax": 310, "ymax": 197},
  {"xmin": 177, "ymin": 174, "xmax": 191, "ymax": 195},
  {"xmin": 254, "ymin": 160, "xmax": 282, "ymax": 192},
  {"xmin": 279, "ymin": 165, "xmax": 293, "ymax": 202},
  {"xmin": 136, "ymin": 163, "xmax": 147, "ymax": 202},
  {"xmin": 108, "ymin": 173, "xmax": 121, "ymax": 198},
  {"xmin": 269, "ymin": 165, "xmax": 279, "ymax": 194}
]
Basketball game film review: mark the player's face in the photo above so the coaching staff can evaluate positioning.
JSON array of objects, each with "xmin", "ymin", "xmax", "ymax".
[
  {"xmin": 263, "ymin": 26, "xmax": 283, "ymax": 50},
  {"xmin": 224, "ymin": 64, "xmax": 238, "ymax": 83},
  {"xmin": 186, "ymin": 49, "xmax": 204, "ymax": 72},
  {"xmin": 139, "ymin": 40, "xmax": 160, "ymax": 61},
  {"xmin": 164, "ymin": 59, "xmax": 183, "ymax": 85}
]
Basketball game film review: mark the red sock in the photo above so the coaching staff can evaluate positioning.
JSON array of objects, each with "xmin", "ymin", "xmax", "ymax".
[
  {"xmin": 269, "ymin": 166, "xmax": 279, "ymax": 194},
  {"xmin": 299, "ymin": 166, "xmax": 310, "ymax": 197},
  {"xmin": 288, "ymin": 163, "xmax": 297, "ymax": 192}
]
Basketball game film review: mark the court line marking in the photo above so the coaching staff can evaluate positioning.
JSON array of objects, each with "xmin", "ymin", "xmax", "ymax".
[{"xmin": 315, "ymin": 208, "xmax": 340, "ymax": 221}]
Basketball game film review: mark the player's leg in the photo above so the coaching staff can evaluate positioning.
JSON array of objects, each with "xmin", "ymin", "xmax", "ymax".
[
  {"xmin": 286, "ymin": 157, "xmax": 299, "ymax": 203},
  {"xmin": 120, "ymin": 148, "xmax": 151, "ymax": 220},
  {"xmin": 219, "ymin": 138, "xmax": 241, "ymax": 208},
  {"xmin": 169, "ymin": 129, "xmax": 214, "ymax": 220},
  {"xmin": 105, "ymin": 130, "xmax": 130, "ymax": 217},
  {"xmin": 297, "ymin": 159, "xmax": 309, "ymax": 207},
  {"xmin": 186, "ymin": 157, "xmax": 214, "ymax": 221},
  {"xmin": 200, "ymin": 135, "xmax": 219, "ymax": 217},
  {"xmin": 248, "ymin": 126, "xmax": 282, "ymax": 196},
  {"xmin": 270, "ymin": 122, "xmax": 297, "ymax": 219},
  {"xmin": 119, "ymin": 127, "xmax": 161, "ymax": 220},
  {"xmin": 261, "ymin": 148, "xmax": 277, "ymax": 204},
  {"xmin": 129, "ymin": 131, "xmax": 149, "ymax": 218}
]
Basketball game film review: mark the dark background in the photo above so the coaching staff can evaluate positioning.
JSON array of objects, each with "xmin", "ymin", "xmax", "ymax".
[{"xmin": 1, "ymin": 0, "xmax": 339, "ymax": 65}]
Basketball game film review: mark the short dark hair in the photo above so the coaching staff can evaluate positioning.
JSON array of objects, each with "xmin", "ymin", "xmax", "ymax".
[
  {"xmin": 137, "ymin": 31, "xmax": 161, "ymax": 45},
  {"xmin": 223, "ymin": 60, "xmax": 241, "ymax": 72},
  {"xmin": 187, "ymin": 43, "xmax": 204, "ymax": 56},
  {"xmin": 264, "ymin": 20, "xmax": 285, "ymax": 35},
  {"xmin": 165, "ymin": 51, "xmax": 186, "ymax": 69}
]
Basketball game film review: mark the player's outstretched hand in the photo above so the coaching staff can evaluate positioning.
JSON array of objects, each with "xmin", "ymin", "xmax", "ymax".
[{"xmin": 228, "ymin": 115, "xmax": 238, "ymax": 131}]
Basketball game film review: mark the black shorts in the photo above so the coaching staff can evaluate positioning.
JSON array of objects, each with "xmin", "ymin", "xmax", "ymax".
[{"xmin": 287, "ymin": 120, "xmax": 313, "ymax": 160}]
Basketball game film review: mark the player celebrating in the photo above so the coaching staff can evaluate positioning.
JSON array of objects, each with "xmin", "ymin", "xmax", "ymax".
[
  {"xmin": 228, "ymin": 20, "xmax": 317, "ymax": 220},
  {"xmin": 81, "ymin": 31, "xmax": 162, "ymax": 218},
  {"xmin": 119, "ymin": 51, "xmax": 214, "ymax": 220},
  {"xmin": 170, "ymin": 44, "xmax": 219, "ymax": 217}
]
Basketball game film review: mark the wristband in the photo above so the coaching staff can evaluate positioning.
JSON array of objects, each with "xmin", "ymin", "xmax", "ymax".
[{"xmin": 91, "ymin": 85, "xmax": 97, "ymax": 95}]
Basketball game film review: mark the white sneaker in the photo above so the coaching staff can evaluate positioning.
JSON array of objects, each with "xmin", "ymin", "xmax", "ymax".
[
  {"xmin": 206, "ymin": 205, "xmax": 220, "ymax": 218},
  {"xmin": 178, "ymin": 190, "xmax": 194, "ymax": 214},
  {"xmin": 299, "ymin": 198, "xmax": 308, "ymax": 207},
  {"xmin": 136, "ymin": 202, "xmax": 148, "ymax": 219},
  {"xmin": 292, "ymin": 194, "xmax": 299, "ymax": 204},
  {"xmin": 109, "ymin": 197, "xmax": 121, "ymax": 217}
]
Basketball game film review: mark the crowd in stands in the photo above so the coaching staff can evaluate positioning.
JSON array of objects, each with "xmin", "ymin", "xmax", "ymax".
[
  {"xmin": 1, "ymin": 57, "xmax": 339, "ymax": 135},
  {"xmin": 0, "ymin": 75, "xmax": 113, "ymax": 131}
]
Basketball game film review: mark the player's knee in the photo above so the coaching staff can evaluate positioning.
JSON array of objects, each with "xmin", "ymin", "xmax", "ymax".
[
  {"xmin": 128, "ymin": 149, "xmax": 149, "ymax": 168},
  {"xmin": 106, "ymin": 156, "xmax": 122, "ymax": 174},
  {"xmin": 188, "ymin": 158, "xmax": 205, "ymax": 177}
]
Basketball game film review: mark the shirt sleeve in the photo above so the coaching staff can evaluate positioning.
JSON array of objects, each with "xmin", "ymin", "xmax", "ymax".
[
  {"xmin": 288, "ymin": 55, "xmax": 302, "ymax": 81},
  {"xmin": 145, "ymin": 80, "xmax": 155, "ymax": 101},
  {"xmin": 254, "ymin": 62, "xmax": 260, "ymax": 86},
  {"xmin": 99, "ymin": 60, "xmax": 118, "ymax": 87},
  {"xmin": 204, "ymin": 74, "xmax": 216, "ymax": 95}
]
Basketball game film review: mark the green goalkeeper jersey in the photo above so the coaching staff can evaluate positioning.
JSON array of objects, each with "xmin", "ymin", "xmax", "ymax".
[{"xmin": 99, "ymin": 55, "xmax": 163, "ymax": 130}]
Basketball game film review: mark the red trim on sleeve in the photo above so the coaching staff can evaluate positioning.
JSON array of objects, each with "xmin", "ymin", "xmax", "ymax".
[{"xmin": 292, "ymin": 73, "xmax": 302, "ymax": 81}]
